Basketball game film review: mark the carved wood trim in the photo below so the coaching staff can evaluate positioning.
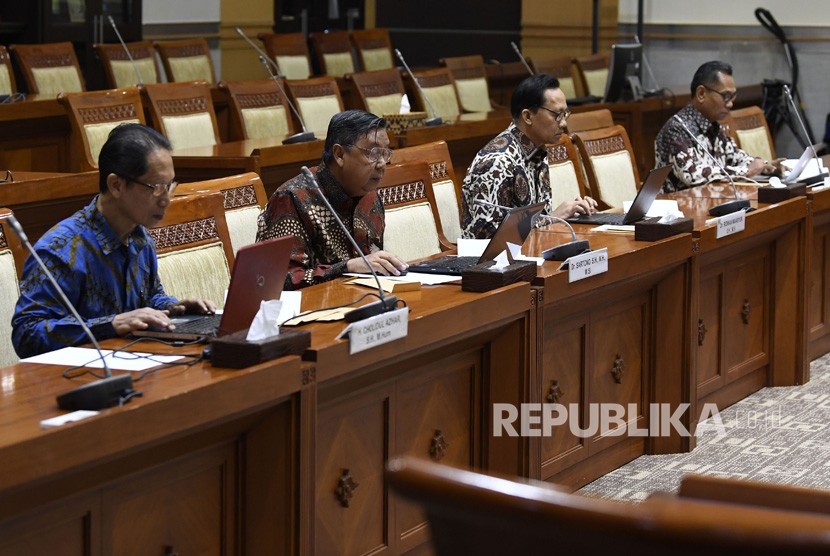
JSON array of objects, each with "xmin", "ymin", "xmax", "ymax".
[
  {"xmin": 335, "ymin": 469, "xmax": 358, "ymax": 508},
  {"xmin": 27, "ymin": 53, "xmax": 74, "ymax": 68},
  {"xmin": 361, "ymin": 82, "xmax": 401, "ymax": 97},
  {"xmin": 359, "ymin": 39, "xmax": 388, "ymax": 50},
  {"xmin": 291, "ymin": 83, "xmax": 336, "ymax": 97},
  {"xmin": 378, "ymin": 180, "xmax": 426, "ymax": 206},
  {"xmin": 222, "ymin": 184, "xmax": 258, "ymax": 210},
  {"xmin": 427, "ymin": 161, "xmax": 449, "ymax": 182},
  {"xmin": 164, "ymin": 45, "xmax": 207, "ymax": 58},
  {"xmin": 0, "ymin": 225, "xmax": 7, "ymax": 250},
  {"xmin": 742, "ymin": 299, "xmax": 752, "ymax": 325},
  {"xmin": 546, "ymin": 380, "xmax": 565, "ymax": 403},
  {"xmin": 733, "ymin": 113, "xmax": 764, "ymax": 130},
  {"xmin": 302, "ymin": 366, "xmax": 316, "ymax": 385},
  {"xmin": 610, "ymin": 354, "xmax": 624, "ymax": 384},
  {"xmin": 451, "ymin": 66, "xmax": 485, "ymax": 80},
  {"xmin": 547, "ymin": 143, "xmax": 569, "ymax": 163},
  {"xmin": 418, "ymin": 74, "xmax": 452, "ymax": 88},
  {"xmin": 585, "ymin": 135, "xmax": 625, "ymax": 156},
  {"xmin": 149, "ymin": 217, "xmax": 218, "ymax": 249},
  {"xmin": 156, "ymin": 96, "xmax": 209, "ymax": 115},
  {"xmin": 78, "ymin": 103, "xmax": 139, "ymax": 124},
  {"xmin": 237, "ymin": 92, "xmax": 283, "ymax": 109},
  {"xmin": 429, "ymin": 430, "xmax": 448, "ymax": 462},
  {"xmin": 698, "ymin": 319, "xmax": 707, "ymax": 346},
  {"xmin": 107, "ymin": 47, "xmax": 153, "ymax": 61}
]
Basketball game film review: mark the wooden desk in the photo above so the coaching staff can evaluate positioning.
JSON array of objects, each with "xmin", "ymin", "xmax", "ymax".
[
  {"xmin": 0, "ymin": 345, "xmax": 304, "ymax": 554},
  {"xmin": 806, "ymin": 185, "xmax": 830, "ymax": 358},
  {"xmin": 0, "ymin": 96, "xmax": 69, "ymax": 172}
]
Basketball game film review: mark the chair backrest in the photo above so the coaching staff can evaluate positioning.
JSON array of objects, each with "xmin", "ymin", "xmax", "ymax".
[
  {"xmin": 0, "ymin": 45, "xmax": 17, "ymax": 96},
  {"xmin": 153, "ymin": 38, "xmax": 215, "ymax": 83},
  {"xmin": 440, "ymin": 55, "xmax": 493, "ymax": 113},
  {"xmin": 58, "ymin": 87, "xmax": 146, "ymax": 172},
  {"xmin": 567, "ymin": 108, "xmax": 614, "ymax": 133},
  {"xmin": 386, "ymin": 456, "xmax": 830, "ymax": 556},
  {"xmin": 94, "ymin": 41, "xmax": 161, "ymax": 88},
  {"xmin": 574, "ymin": 53, "xmax": 609, "ymax": 98},
  {"xmin": 175, "ymin": 172, "xmax": 267, "ymax": 255},
  {"xmin": 141, "ymin": 81, "xmax": 220, "ymax": 150},
  {"xmin": 258, "ymin": 32, "xmax": 313, "ymax": 80},
  {"xmin": 0, "ymin": 208, "xmax": 24, "ymax": 367},
  {"xmin": 530, "ymin": 56, "xmax": 579, "ymax": 99},
  {"xmin": 9, "ymin": 42, "xmax": 85, "ymax": 96},
  {"xmin": 405, "ymin": 67, "xmax": 461, "ymax": 121},
  {"xmin": 218, "ymin": 78, "xmax": 295, "ymax": 141},
  {"xmin": 547, "ymin": 133, "xmax": 588, "ymax": 208},
  {"xmin": 349, "ymin": 28, "xmax": 394, "ymax": 72},
  {"xmin": 309, "ymin": 30, "xmax": 356, "ymax": 78},
  {"xmin": 148, "ymin": 192, "xmax": 234, "ymax": 309},
  {"xmin": 284, "ymin": 76, "xmax": 345, "ymax": 138},
  {"xmin": 730, "ymin": 105, "xmax": 776, "ymax": 160},
  {"xmin": 376, "ymin": 161, "xmax": 450, "ymax": 261},
  {"xmin": 347, "ymin": 68, "xmax": 405, "ymax": 116},
  {"xmin": 572, "ymin": 124, "xmax": 639, "ymax": 209},
  {"xmin": 390, "ymin": 140, "xmax": 462, "ymax": 244}
]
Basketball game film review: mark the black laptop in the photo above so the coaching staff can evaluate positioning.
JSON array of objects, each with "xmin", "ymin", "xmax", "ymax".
[
  {"xmin": 566, "ymin": 165, "xmax": 672, "ymax": 226},
  {"xmin": 407, "ymin": 202, "xmax": 546, "ymax": 276}
]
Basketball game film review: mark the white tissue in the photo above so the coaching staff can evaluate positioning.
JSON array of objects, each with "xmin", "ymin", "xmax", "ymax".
[
  {"xmin": 491, "ymin": 250, "xmax": 510, "ymax": 270},
  {"xmin": 400, "ymin": 94, "xmax": 411, "ymax": 113},
  {"xmin": 657, "ymin": 210, "xmax": 686, "ymax": 223},
  {"xmin": 246, "ymin": 299, "xmax": 282, "ymax": 342}
]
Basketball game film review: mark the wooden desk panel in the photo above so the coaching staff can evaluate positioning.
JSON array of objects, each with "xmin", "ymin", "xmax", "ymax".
[{"xmin": 0, "ymin": 97, "xmax": 70, "ymax": 172}]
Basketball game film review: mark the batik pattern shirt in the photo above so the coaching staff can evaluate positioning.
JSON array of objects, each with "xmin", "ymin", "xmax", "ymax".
[
  {"xmin": 461, "ymin": 123, "xmax": 551, "ymax": 239},
  {"xmin": 256, "ymin": 164, "xmax": 385, "ymax": 289},
  {"xmin": 12, "ymin": 197, "xmax": 177, "ymax": 358},
  {"xmin": 655, "ymin": 103, "xmax": 755, "ymax": 193}
]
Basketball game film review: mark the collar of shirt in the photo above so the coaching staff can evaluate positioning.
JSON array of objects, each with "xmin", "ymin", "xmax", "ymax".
[
  {"xmin": 85, "ymin": 195, "xmax": 150, "ymax": 256},
  {"xmin": 316, "ymin": 163, "xmax": 356, "ymax": 213},
  {"xmin": 508, "ymin": 122, "xmax": 545, "ymax": 163},
  {"xmin": 680, "ymin": 103, "xmax": 721, "ymax": 139}
]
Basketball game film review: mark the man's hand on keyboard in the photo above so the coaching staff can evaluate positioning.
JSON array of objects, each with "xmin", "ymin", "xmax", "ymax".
[
  {"xmin": 113, "ymin": 307, "xmax": 173, "ymax": 335},
  {"xmin": 169, "ymin": 298, "xmax": 217, "ymax": 316},
  {"xmin": 552, "ymin": 196, "xmax": 598, "ymax": 219},
  {"xmin": 347, "ymin": 251, "xmax": 409, "ymax": 276}
]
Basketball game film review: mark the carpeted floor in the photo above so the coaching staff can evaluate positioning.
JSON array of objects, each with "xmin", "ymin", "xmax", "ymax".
[{"xmin": 578, "ymin": 353, "xmax": 830, "ymax": 501}]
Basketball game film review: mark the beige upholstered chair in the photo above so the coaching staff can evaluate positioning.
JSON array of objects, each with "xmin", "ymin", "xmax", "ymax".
[
  {"xmin": 567, "ymin": 108, "xmax": 614, "ymax": 133},
  {"xmin": 572, "ymin": 124, "xmax": 640, "ymax": 210},
  {"xmin": 574, "ymin": 53, "xmax": 609, "ymax": 99},
  {"xmin": 141, "ymin": 81, "xmax": 221, "ymax": 151},
  {"xmin": 730, "ymin": 106, "xmax": 776, "ymax": 161},
  {"xmin": 376, "ymin": 161, "xmax": 452, "ymax": 262},
  {"xmin": 386, "ymin": 456, "xmax": 830, "ymax": 556},
  {"xmin": 218, "ymin": 78, "xmax": 295, "ymax": 141},
  {"xmin": 176, "ymin": 172, "xmax": 267, "ymax": 255},
  {"xmin": 440, "ymin": 55, "xmax": 494, "ymax": 113},
  {"xmin": 347, "ymin": 68, "xmax": 406, "ymax": 116},
  {"xmin": 58, "ymin": 87, "xmax": 146, "ymax": 172},
  {"xmin": 9, "ymin": 42, "xmax": 85, "ymax": 96},
  {"xmin": 350, "ymin": 28, "xmax": 394, "ymax": 72},
  {"xmin": 148, "ymin": 192, "xmax": 234, "ymax": 309},
  {"xmin": 0, "ymin": 46, "xmax": 17, "ymax": 96},
  {"xmin": 390, "ymin": 140, "xmax": 463, "ymax": 244},
  {"xmin": 530, "ymin": 55, "xmax": 580, "ymax": 99},
  {"xmin": 258, "ymin": 32, "xmax": 313, "ymax": 80},
  {"xmin": 547, "ymin": 134, "xmax": 588, "ymax": 209},
  {"xmin": 94, "ymin": 41, "xmax": 161, "ymax": 88},
  {"xmin": 0, "ymin": 208, "xmax": 25, "ymax": 367},
  {"xmin": 309, "ymin": 30, "xmax": 356, "ymax": 78},
  {"xmin": 153, "ymin": 38, "xmax": 215, "ymax": 83},
  {"xmin": 285, "ymin": 76, "xmax": 345, "ymax": 138},
  {"xmin": 405, "ymin": 67, "xmax": 461, "ymax": 122}
]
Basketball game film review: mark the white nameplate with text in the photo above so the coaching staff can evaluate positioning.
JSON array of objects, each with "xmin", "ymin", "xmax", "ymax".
[
  {"xmin": 339, "ymin": 307, "xmax": 409, "ymax": 354},
  {"xmin": 568, "ymin": 248, "xmax": 608, "ymax": 283},
  {"xmin": 716, "ymin": 210, "xmax": 746, "ymax": 239}
]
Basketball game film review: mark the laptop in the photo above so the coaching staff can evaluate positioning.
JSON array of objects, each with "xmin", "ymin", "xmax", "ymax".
[
  {"xmin": 566, "ymin": 165, "xmax": 672, "ymax": 226},
  {"xmin": 133, "ymin": 236, "xmax": 293, "ymax": 341},
  {"xmin": 407, "ymin": 202, "xmax": 546, "ymax": 276}
]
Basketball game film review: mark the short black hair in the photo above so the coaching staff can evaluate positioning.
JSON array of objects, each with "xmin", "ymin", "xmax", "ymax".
[
  {"xmin": 691, "ymin": 61, "xmax": 733, "ymax": 96},
  {"xmin": 510, "ymin": 74, "xmax": 561, "ymax": 120},
  {"xmin": 98, "ymin": 123, "xmax": 172, "ymax": 194},
  {"xmin": 322, "ymin": 110, "xmax": 387, "ymax": 165}
]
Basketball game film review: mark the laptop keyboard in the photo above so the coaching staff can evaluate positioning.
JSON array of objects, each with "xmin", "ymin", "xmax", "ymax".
[
  {"xmin": 567, "ymin": 212, "xmax": 626, "ymax": 225},
  {"xmin": 170, "ymin": 313, "xmax": 223, "ymax": 336},
  {"xmin": 408, "ymin": 255, "xmax": 480, "ymax": 273}
]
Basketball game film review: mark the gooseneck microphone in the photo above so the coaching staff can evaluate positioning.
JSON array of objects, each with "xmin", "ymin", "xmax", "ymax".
[
  {"xmin": 510, "ymin": 42, "xmax": 534, "ymax": 76},
  {"xmin": 783, "ymin": 84, "xmax": 828, "ymax": 185},
  {"xmin": 531, "ymin": 213, "xmax": 592, "ymax": 261},
  {"xmin": 672, "ymin": 114, "xmax": 751, "ymax": 216},
  {"xmin": 107, "ymin": 15, "xmax": 143, "ymax": 87},
  {"xmin": 234, "ymin": 27, "xmax": 316, "ymax": 145},
  {"xmin": 300, "ymin": 166, "xmax": 399, "ymax": 323},
  {"xmin": 394, "ymin": 49, "xmax": 442, "ymax": 126},
  {"xmin": 7, "ymin": 215, "xmax": 138, "ymax": 411}
]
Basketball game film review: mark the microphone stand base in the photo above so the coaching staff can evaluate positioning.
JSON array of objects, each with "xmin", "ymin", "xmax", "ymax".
[
  {"xmin": 56, "ymin": 374, "xmax": 139, "ymax": 411},
  {"xmin": 345, "ymin": 295, "xmax": 399, "ymax": 323},
  {"xmin": 424, "ymin": 117, "xmax": 443, "ymax": 126},
  {"xmin": 708, "ymin": 199, "xmax": 751, "ymax": 217},
  {"xmin": 542, "ymin": 240, "xmax": 591, "ymax": 261},
  {"xmin": 282, "ymin": 131, "xmax": 317, "ymax": 145}
]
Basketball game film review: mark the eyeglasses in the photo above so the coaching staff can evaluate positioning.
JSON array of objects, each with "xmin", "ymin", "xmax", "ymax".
[
  {"xmin": 537, "ymin": 106, "xmax": 572, "ymax": 123},
  {"xmin": 122, "ymin": 176, "xmax": 178, "ymax": 197},
  {"xmin": 703, "ymin": 85, "xmax": 737, "ymax": 104},
  {"xmin": 347, "ymin": 145, "xmax": 393, "ymax": 164}
]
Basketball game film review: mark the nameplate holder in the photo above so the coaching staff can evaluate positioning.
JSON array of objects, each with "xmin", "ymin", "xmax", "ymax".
[
  {"xmin": 338, "ymin": 307, "xmax": 409, "ymax": 355},
  {"xmin": 715, "ymin": 210, "xmax": 746, "ymax": 239},
  {"xmin": 566, "ymin": 248, "xmax": 608, "ymax": 283}
]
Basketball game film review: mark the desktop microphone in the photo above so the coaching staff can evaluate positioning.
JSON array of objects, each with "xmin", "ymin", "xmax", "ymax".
[
  {"xmin": 107, "ymin": 16, "xmax": 143, "ymax": 87},
  {"xmin": 394, "ymin": 49, "xmax": 442, "ymax": 126},
  {"xmin": 6, "ymin": 215, "xmax": 138, "ymax": 411},
  {"xmin": 783, "ymin": 84, "xmax": 828, "ymax": 185},
  {"xmin": 300, "ymin": 166, "xmax": 399, "ymax": 323},
  {"xmin": 234, "ymin": 27, "xmax": 317, "ymax": 145},
  {"xmin": 672, "ymin": 114, "xmax": 751, "ymax": 216},
  {"xmin": 510, "ymin": 42, "xmax": 535, "ymax": 76},
  {"xmin": 531, "ymin": 214, "xmax": 592, "ymax": 261}
]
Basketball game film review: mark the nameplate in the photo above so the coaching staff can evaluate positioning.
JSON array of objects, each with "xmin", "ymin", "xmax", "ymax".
[
  {"xmin": 716, "ymin": 210, "xmax": 746, "ymax": 239},
  {"xmin": 340, "ymin": 307, "xmax": 409, "ymax": 354},
  {"xmin": 568, "ymin": 248, "xmax": 608, "ymax": 283}
]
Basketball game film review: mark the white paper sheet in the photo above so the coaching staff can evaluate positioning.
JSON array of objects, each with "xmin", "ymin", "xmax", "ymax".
[{"xmin": 22, "ymin": 347, "xmax": 184, "ymax": 371}]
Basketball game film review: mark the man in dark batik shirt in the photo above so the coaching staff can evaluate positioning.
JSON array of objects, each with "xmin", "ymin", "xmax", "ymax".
[
  {"xmin": 257, "ymin": 110, "xmax": 407, "ymax": 289},
  {"xmin": 655, "ymin": 60, "xmax": 783, "ymax": 193},
  {"xmin": 461, "ymin": 74, "xmax": 597, "ymax": 239}
]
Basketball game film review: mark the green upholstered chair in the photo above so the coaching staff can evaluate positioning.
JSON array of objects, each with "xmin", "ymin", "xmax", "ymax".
[
  {"xmin": 440, "ymin": 55, "xmax": 494, "ymax": 113},
  {"xmin": 730, "ymin": 106, "xmax": 776, "ymax": 161},
  {"xmin": 350, "ymin": 28, "xmax": 395, "ymax": 72},
  {"xmin": 0, "ymin": 46, "xmax": 17, "ymax": 96},
  {"xmin": 218, "ymin": 78, "xmax": 295, "ymax": 141},
  {"xmin": 547, "ymin": 133, "xmax": 588, "ymax": 209},
  {"xmin": 347, "ymin": 68, "xmax": 406, "ymax": 116},
  {"xmin": 575, "ymin": 52, "xmax": 609, "ymax": 98},
  {"xmin": 405, "ymin": 67, "xmax": 461, "ymax": 122},
  {"xmin": 309, "ymin": 30, "xmax": 356, "ymax": 78},
  {"xmin": 530, "ymin": 55, "xmax": 580, "ymax": 99},
  {"xmin": 285, "ymin": 76, "xmax": 345, "ymax": 138}
]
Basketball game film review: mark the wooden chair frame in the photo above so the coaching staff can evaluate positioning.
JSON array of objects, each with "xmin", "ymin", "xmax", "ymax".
[
  {"xmin": 547, "ymin": 133, "xmax": 588, "ymax": 199},
  {"xmin": 218, "ymin": 78, "xmax": 296, "ymax": 141},
  {"xmin": 0, "ymin": 207, "xmax": 26, "ymax": 280},
  {"xmin": 567, "ymin": 108, "xmax": 614, "ymax": 133},
  {"xmin": 94, "ymin": 41, "xmax": 161, "ymax": 88},
  {"xmin": 9, "ymin": 42, "xmax": 85, "ymax": 96},
  {"xmin": 349, "ymin": 28, "xmax": 394, "ymax": 72},
  {"xmin": 346, "ymin": 68, "xmax": 405, "ymax": 113},
  {"xmin": 440, "ymin": 54, "xmax": 495, "ymax": 112},
  {"xmin": 729, "ymin": 105, "xmax": 776, "ymax": 159},
  {"xmin": 153, "ymin": 38, "xmax": 215, "ymax": 83},
  {"xmin": 574, "ymin": 52, "xmax": 609, "ymax": 98},
  {"xmin": 309, "ymin": 30, "xmax": 355, "ymax": 77},
  {"xmin": 141, "ymin": 81, "xmax": 221, "ymax": 149},
  {"xmin": 572, "ymin": 124, "xmax": 639, "ymax": 209},
  {"xmin": 403, "ymin": 67, "xmax": 461, "ymax": 120},
  {"xmin": 176, "ymin": 172, "xmax": 268, "ymax": 210},
  {"xmin": 0, "ymin": 45, "xmax": 18, "ymax": 95},
  {"xmin": 258, "ymin": 32, "xmax": 313, "ymax": 80}
]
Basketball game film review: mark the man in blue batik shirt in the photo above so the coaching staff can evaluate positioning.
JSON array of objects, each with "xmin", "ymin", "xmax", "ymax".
[{"xmin": 12, "ymin": 124, "xmax": 215, "ymax": 358}]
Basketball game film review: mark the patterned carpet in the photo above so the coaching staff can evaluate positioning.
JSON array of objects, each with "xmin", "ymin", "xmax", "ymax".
[{"xmin": 578, "ymin": 353, "xmax": 830, "ymax": 501}]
